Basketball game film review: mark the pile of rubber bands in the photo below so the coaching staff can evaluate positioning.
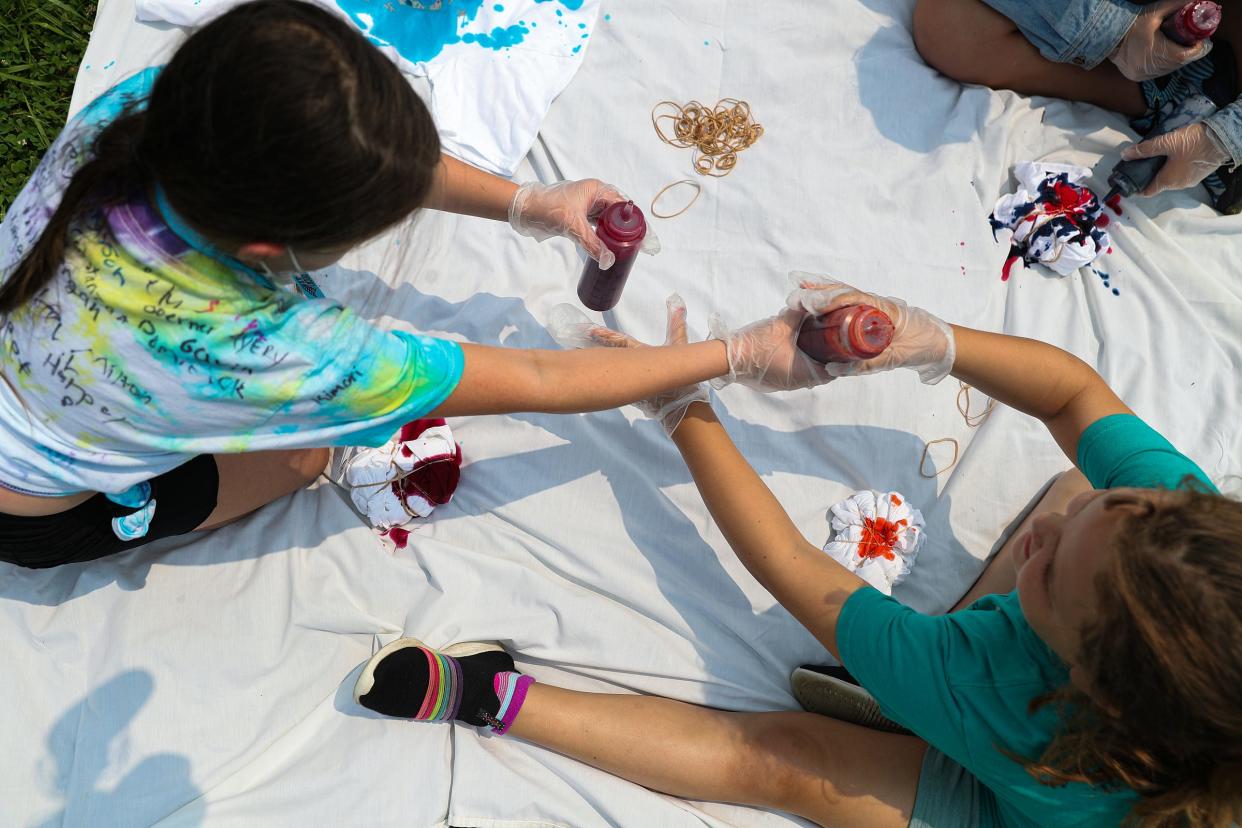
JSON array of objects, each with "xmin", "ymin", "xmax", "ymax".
[{"xmin": 652, "ymin": 99, "xmax": 764, "ymax": 177}]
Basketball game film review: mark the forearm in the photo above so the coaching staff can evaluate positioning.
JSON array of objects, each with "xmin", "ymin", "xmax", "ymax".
[
  {"xmin": 950, "ymin": 325, "xmax": 1130, "ymax": 458},
  {"xmin": 422, "ymin": 154, "xmax": 517, "ymax": 221},
  {"xmin": 431, "ymin": 340, "xmax": 729, "ymax": 417},
  {"xmin": 672, "ymin": 403, "xmax": 865, "ymax": 658}
]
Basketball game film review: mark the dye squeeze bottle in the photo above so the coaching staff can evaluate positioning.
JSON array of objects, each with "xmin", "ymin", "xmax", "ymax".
[
  {"xmin": 797, "ymin": 305, "xmax": 895, "ymax": 364},
  {"xmin": 577, "ymin": 201, "xmax": 646, "ymax": 312},
  {"xmin": 1103, "ymin": 91, "xmax": 1218, "ymax": 202},
  {"xmin": 1161, "ymin": 1, "xmax": 1221, "ymax": 46}
]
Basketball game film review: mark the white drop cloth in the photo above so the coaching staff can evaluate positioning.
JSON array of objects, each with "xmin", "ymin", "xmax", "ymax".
[
  {"xmin": 133, "ymin": 0, "xmax": 601, "ymax": 176},
  {"xmin": 3, "ymin": 0, "xmax": 1240, "ymax": 826}
]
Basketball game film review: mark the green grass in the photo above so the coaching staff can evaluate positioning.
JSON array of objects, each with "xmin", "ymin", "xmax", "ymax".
[{"xmin": 0, "ymin": 0, "xmax": 97, "ymax": 220}]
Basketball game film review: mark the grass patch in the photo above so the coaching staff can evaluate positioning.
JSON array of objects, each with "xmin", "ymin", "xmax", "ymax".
[{"xmin": 0, "ymin": 0, "xmax": 97, "ymax": 220}]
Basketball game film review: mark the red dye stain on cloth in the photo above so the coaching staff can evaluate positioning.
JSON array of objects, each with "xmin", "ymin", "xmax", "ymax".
[
  {"xmin": 386, "ymin": 526, "xmax": 411, "ymax": 549},
  {"xmin": 1001, "ymin": 254, "xmax": 1022, "ymax": 281},
  {"xmin": 1095, "ymin": 212, "xmax": 1111, "ymax": 228},
  {"xmin": 1104, "ymin": 194, "xmax": 1124, "ymax": 216},
  {"xmin": 858, "ymin": 516, "xmax": 905, "ymax": 561}
]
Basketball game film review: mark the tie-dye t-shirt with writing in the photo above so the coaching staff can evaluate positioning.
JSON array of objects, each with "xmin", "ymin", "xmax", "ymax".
[{"xmin": 0, "ymin": 68, "xmax": 463, "ymax": 496}]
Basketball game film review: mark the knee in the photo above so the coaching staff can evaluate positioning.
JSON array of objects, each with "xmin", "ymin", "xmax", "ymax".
[
  {"xmin": 733, "ymin": 717, "xmax": 839, "ymax": 811},
  {"xmin": 912, "ymin": 0, "xmax": 1010, "ymax": 85},
  {"xmin": 291, "ymin": 447, "xmax": 330, "ymax": 488}
]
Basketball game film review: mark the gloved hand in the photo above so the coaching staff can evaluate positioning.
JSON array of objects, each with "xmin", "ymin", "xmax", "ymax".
[
  {"xmin": 1121, "ymin": 120, "xmax": 1232, "ymax": 195},
  {"xmin": 1109, "ymin": 0, "xmax": 1211, "ymax": 81},
  {"xmin": 786, "ymin": 272, "xmax": 956, "ymax": 384},
  {"xmin": 546, "ymin": 294, "xmax": 709, "ymax": 434},
  {"xmin": 708, "ymin": 301, "xmax": 835, "ymax": 393},
  {"xmin": 509, "ymin": 180, "xmax": 662, "ymax": 269}
]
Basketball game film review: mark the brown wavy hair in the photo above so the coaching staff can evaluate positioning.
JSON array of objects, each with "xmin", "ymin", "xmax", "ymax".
[
  {"xmin": 0, "ymin": 0, "xmax": 441, "ymax": 314},
  {"xmin": 1021, "ymin": 484, "xmax": 1242, "ymax": 827}
]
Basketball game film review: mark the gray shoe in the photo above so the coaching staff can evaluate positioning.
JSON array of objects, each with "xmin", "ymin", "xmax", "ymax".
[{"xmin": 791, "ymin": 666, "xmax": 912, "ymax": 735}]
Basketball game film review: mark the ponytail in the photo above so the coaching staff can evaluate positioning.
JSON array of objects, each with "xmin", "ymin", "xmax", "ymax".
[{"xmin": 0, "ymin": 109, "xmax": 148, "ymax": 315}]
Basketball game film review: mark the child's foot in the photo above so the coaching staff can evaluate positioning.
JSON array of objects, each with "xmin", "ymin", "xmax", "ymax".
[
  {"xmin": 354, "ymin": 638, "xmax": 534, "ymax": 733},
  {"xmin": 790, "ymin": 665, "xmax": 912, "ymax": 735}
]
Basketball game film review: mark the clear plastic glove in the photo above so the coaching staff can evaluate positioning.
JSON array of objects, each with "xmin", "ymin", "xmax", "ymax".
[
  {"xmin": 787, "ymin": 272, "xmax": 956, "ymax": 384},
  {"xmin": 546, "ymin": 295, "xmax": 709, "ymax": 434},
  {"xmin": 509, "ymin": 180, "xmax": 662, "ymax": 269},
  {"xmin": 1121, "ymin": 120, "xmax": 1232, "ymax": 195},
  {"xmin": 1109, "ymin": 0, "xmax": 1211, "ymax": 81},
  {"xmin": 708, "ymin": 302, "xmax": 834, "ymax": 393}
]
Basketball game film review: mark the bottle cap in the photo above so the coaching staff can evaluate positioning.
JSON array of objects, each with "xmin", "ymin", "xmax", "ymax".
[
  {"xmin": 848, "ymin": 307, "xmax": 895, "ymax": 359},
  {"xmin": 1187, "ymin": 1, "xmax": 1221, "ymax": 37},
  {"xmin": 599, "ymin": 201, "xmax": 646, "ymax": 242}
]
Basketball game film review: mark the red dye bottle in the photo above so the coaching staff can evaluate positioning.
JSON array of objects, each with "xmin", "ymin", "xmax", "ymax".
[
  {"xmin": 1162, "ymin": 0, "xmax": 1221, "ymax": 45},
  {"xmin": 797, "ymin": 305, "xmax": 895, "ymax": 363},
  {"xmin": 577, "ymin": 201, "xmax": 646, "ymax": 312}
]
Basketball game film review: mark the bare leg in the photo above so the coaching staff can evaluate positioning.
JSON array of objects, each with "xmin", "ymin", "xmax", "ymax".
[
  {"xmin": 951, "ymin": 469, "xmax": 1091, "ymax": 610},
  {"xmin": 196, "ymin": 448, "xmax": 329, "ymax": 531},
  {"xmin": 913, "ymin": 0, "xmax": 1147, "ymax": 115},
  {"xmin": 508, "ymin": 684, "xmax": 927, "ymax": 827}
]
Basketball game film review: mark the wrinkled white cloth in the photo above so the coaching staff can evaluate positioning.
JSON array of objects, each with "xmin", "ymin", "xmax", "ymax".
[
  {"xmin": 990, "ymin": 162, "xmax": 1111, "ymax": 276},
  {"xmin": 337, "ymin": 422, "xmax": 459, "ymax": 530},
  {"xmin": 133, "ymin": 0, "xmax": 601, "ymax": 176},
  {"xmin": 823, "ymin": 490, "xmax": 925, "ymax": 595}
]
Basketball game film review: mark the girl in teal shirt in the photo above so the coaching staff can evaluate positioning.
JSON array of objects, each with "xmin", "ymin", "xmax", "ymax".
[{"xmin": 353, "ymin": 281, "xmax": 1241, "ymax": 827}]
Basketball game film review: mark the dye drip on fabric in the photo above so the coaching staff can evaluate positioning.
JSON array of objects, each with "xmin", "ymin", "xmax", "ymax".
[
  {"xmin": 335, "ymin": 418, "xmax": 463, "ymax": 549},
  {"xmin": 989, "ymin": 162, "xmax": 1111, "ymax": 281},
  {"xmin": 822, "ymin": 490, "xmax": 925, "ymax": 595}
]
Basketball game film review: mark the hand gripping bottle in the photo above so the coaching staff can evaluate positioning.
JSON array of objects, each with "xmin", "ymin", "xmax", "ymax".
[
  {"xmin": 1161, "ymin": 1, "xmax": 1221, "ymax": 46},
  {"xmin": 797, "ymin": 305, "xmax": 895, "ymax": 363},
  {"xmin": 577, "ymin": 201, "xmax": 646, "ymax": 312}
]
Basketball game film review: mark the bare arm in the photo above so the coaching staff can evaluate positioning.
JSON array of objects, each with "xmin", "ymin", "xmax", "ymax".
[
  {"xmin": 671, "ymin": 402, "xmax": 866, "ymax": 659},
  {"xmin": 429, "ymin": 340, "xmax": 730, "ymax": 416},
  {"xmin": 421, "ymin": 154, "xmax": 516, "ymax": 222},
  {"xmin": 950, "ymin": 325, "xmax": 1132, "ymax": 462}
]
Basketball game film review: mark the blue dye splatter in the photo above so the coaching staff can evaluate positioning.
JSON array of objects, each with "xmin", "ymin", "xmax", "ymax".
[
  {"xmin": 463, "ymin": 23, "xmax": 530, "ymax": 48},
  {"xmin": 103, "ymin": 59, "xmax": 116, "ymax": 69},
  {"xmin": 604, "ymin": 13, "xmax": 611, "ymax": 21},
  {"xmin": 334, "ymin": 0, "xmax": 549, "ymax": 60},
  {"xmin": 577, "ymin": 21, "xmax": 586, "ymax": 28},
  {"xmin": 572, "ymin": 44, "xmax": 582, "ymax": 53},
  {"xmin": 703, "ymin": 39, "xmax": 710, "ymax": 46},
  {"xmin": 534, "ymin": 0, "xmax": 584, "ymax": 7}
]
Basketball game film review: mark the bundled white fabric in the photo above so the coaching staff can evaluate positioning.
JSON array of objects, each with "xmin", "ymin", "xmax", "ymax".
[
  {"xmin": 133, "ymin": 0, "xmax": 601, "ymax": 175},
  {"xmin": 822, "ymin": 490, "xmax": 925, "ymax": 595},
  {"xmin": 990, "ymin": 162, "xmax": 1111, "ymax": 277},
  {"xmin": 338, "ymin": 421, "xmax": 460, "ymax": 530}
]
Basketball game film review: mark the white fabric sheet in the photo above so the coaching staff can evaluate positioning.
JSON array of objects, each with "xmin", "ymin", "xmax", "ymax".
[
  {"xmin": 3, "ymin": 0, "xmax": 1241, "ymax": 826},
  {"xmin": 134, "ymin": 0, "xmax": 601, "ymax": 176}
]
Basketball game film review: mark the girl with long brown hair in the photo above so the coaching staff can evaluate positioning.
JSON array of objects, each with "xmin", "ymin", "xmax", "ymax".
[{"xmin": 0, "ymin": 0, "xmax": 824, "ymax": 567}]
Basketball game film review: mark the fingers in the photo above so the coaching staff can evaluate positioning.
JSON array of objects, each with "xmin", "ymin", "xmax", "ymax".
[
  {"xmin": 586, "ymin": 180, "xmax": 627, "ymax": 216},
  {"xmin": 640, "ymin": 226, "xmax": 662, "ymax": 256},
  {"xmin": 589, "ymin": 327, "xmax": 638, "ymax": 348},
  {"xmin": 663, "ymin": 293, "xmax": 689, "ymax": 347},
  {"xmin": 1121, "ymin": 133, "xmax": 1169, "ymax": 161}
]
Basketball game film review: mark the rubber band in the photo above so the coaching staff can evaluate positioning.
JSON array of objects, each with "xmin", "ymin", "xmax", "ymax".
[
  {"xmin": 919, "ymin": 438, "xmax": 960, "ymax": 478},
  {"xmin": 652, "ymin": 99, "xmax": 763, "ymax": 177},
  {"xmin": 650, "ymin": 179, "xmax": 703, "ymax": 218},
  {"xmin": 956, "ymin": 382, "xmax": 995, "ymax": 428}
]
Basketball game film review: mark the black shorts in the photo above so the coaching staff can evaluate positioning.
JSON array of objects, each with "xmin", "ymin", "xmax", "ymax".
[{"xmin": 0, "ymin": 455, "xmax": 220, "ymax": 569}]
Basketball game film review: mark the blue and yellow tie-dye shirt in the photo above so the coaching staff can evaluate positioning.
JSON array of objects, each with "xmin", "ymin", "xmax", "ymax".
[{"xmin": 0, "ymin": 68, "xmax": 463, "ymax": 496}]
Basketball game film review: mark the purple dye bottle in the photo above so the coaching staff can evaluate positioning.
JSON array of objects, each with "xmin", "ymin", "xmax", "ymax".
[
  {"xmin": 797, "ymin": 305, "xmax": 895, "ymax": 363},
  {"xmin": 578, "ymin": 201, "xmax": 646, "ymax": 312},
  {"xmin": 1161, "ymin": 0, "xmax": 1221, "ymax": 46}
]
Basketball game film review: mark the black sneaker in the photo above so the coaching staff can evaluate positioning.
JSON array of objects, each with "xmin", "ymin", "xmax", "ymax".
[
  {"xmin": 791, "ymin": 665, "xmax": 912, "ymax": 735},
  {"xmin": 353, "ymin": 638, "xmax": 514, "ymax": 726}
]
